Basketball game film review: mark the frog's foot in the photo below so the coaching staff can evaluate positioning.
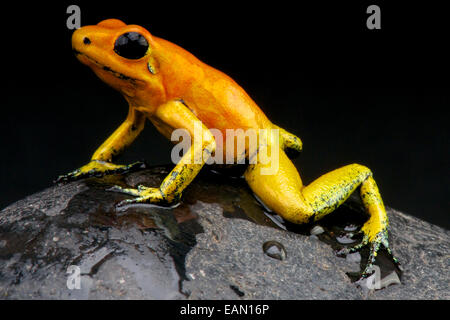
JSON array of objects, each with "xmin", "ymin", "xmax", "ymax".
[
  {"xmin": 109, "ymin": 185, "xmax": 165, "ymax": 207},
  {"xmin": 55, "ymin": 160, "xmax": 146, "ymax": 183},
  {"xmin": 336, "ymin": 229, "xmax": 401, "ymax": 280}
]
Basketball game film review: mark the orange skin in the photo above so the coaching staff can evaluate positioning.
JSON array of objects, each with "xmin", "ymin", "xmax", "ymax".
[
  {"xmin": 72, "ymin": 18, "xmax": 272, "ymax": 159},
  {"xmin": 61, "ymin": 19, "xmax": 399, "ymax": 279}
]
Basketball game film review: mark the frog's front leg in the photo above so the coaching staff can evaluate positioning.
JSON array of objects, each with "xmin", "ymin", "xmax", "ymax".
[
  {"xmin": 112, "ymin": 100, "xmax": 216, "ymax": 207},
  {"xmin": 55, "ymin": 108, "xmax": 146, "ymax": 182}
]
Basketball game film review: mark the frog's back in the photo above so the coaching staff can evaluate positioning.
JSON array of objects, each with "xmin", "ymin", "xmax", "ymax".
[{"xmin": 153, "ymin": 36, "xmax": 273, "ymax": 132}]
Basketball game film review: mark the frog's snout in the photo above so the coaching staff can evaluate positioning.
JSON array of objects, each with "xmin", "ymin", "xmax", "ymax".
[
  {"xmin": 72, "ymin": 29, "xmax": 82, "ymax": 53},
  {"xmin": 72, "ymin": 28, "xmax": 89, "ymax": 52},
  {"xmin": 72, "ymin": 19, "xmax": 127, "ymax": 53},
  {"xmin": 72, "ymin": 25, "xmax": 119, "ymax": 55},
  {"xmin": 71, "ymin": 27, "xmax": 99, "ymax": 66}
]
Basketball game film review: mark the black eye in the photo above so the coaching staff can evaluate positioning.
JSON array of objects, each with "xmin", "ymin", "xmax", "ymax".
[{"xmin": 114, "ymin": 32, "xmax": 149, "ymax": 59}]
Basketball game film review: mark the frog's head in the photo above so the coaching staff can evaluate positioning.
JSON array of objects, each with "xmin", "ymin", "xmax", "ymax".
[{"xmin": 72, "ymin": 19, "xmax": 164, "ymax": 107}]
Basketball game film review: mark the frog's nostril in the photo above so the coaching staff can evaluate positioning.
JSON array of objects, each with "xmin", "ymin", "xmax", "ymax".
[{"xmin": 83, "ymin": 37, "xmax": 91, "ymax": 45}]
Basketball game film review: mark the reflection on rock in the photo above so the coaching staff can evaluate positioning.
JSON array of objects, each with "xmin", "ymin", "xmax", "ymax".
[
  {"xmin": 0, "ymin": 166, "xmax": 448, "ymax": 299},
  {"xmin": 262, "ymin": 241, "xmax": 287, "ymax": 261}
]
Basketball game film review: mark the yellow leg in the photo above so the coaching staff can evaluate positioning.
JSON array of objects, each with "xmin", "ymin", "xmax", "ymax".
[
  {"xmin": 56, "ymin": 108, "xmax": 146, "ymax": 182},
  {"xmin": 91, "ymin": 108, "xmax": 146, "ymax": 162},
  {"xmin": 274, "ymin": 125, "xmax": 303, "ymax": 157},
  {"xmin": 244, "ymin": 147, "xmax": 398, "ymax": 278},
  {"xmin": 113, "ymin": 100, "xmax": 216, "ymax": 206}
]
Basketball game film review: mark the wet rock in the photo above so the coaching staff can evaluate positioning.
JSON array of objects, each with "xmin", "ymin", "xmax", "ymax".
[
  {"xmin": 0, "ymin": 166, "xmax": 448, "ymax": 299},
  {"xmin": 262, "ymin": 241, "xmax": 287, "ymax": 261}
]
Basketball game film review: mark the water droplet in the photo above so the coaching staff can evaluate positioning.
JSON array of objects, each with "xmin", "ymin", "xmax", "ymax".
[
  {"xmin": 336, "ymin": 234, "xmax": 356, "ymax": 244},
  {"xmin": 310, "ymin": 225, "xmax": 324, "ymax": 235},
  {"xmin": 344, "ymin": 224, "xmax": 358, "ymax": 232},
  {"xmin": 263, "ymin": 241, "xmax": 286, "ymax": 261}
]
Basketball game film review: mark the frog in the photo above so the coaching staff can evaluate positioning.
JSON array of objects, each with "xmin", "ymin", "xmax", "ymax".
[{"xmin": 59, "ymin": 18, "xmax": 400, "ymax": 280}]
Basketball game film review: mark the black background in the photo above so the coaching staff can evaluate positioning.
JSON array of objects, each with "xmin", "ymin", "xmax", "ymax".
[{"xmin": 1, "ymin": 1, "xmax": 448, "ymax": 228}]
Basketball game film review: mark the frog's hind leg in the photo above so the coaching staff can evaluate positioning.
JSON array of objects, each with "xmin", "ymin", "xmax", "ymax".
[
  {"xmin": 244, "ymin": 148, "xmax": 398, "ymax": 278},
  {"xmin": 275, "ymin": 125, "xmax": 302, "ymax": 157}
]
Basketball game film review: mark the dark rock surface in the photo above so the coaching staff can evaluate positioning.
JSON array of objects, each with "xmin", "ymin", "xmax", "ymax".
[{"xmin": 0, "ymin": 166, "xmax": 448, "ymax": 299}]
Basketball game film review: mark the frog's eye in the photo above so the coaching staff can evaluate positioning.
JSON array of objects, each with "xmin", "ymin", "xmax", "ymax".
[{"xmin": 114, "ymin": 32, "xmax": 149, "ymax": 59}]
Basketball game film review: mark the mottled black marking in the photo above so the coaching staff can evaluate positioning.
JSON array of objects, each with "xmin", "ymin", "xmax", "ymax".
[
  {"xmin": 230, "ymin": 285, "xmax": 245, "ymax": 297},
  {"xmin": 78, "ymin": 52, "xmax": 139, "ymax": 82},
  {"xmin": 101, "ymin": 65, "xmax": 136, "ymax": 81}
]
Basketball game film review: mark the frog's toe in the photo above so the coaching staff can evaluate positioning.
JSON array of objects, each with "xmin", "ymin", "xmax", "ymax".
[
  {"xmin": 335, "ymin": 234, "xmax": 369, "ymax": 257},
  {"xmin": 54, "ymin": 169, "xmax": 83, "ymax": 183},
  {"xmin": 359, "ymin": 232, "xmax": 400, "ymax": 280},
  {"xmin": 108, "ymin": 185, "xmax": 142, "ymax": 196},
  {"xmin": 359, "ymin": 239, "xmax": 382, "ymax": 279},
  {"xmin": 381, "ymin": 236, "xmax": 402, "ymax": 270},
  {"xmin": 116, "ymin": 196, "xmax": 147, "ymax": 208},
  {"xmin": 128, "ymin": 160, "xmax": 147, "ymax": 170},
  {"xmin": 54, "ymin": 174, "xmax": 70, "ymax": 184},
  {"xmin": 113, "ymin": 160, "xmax": 147, "ymax": 174},
  {"xmin": 56, "ymin": 160, "xmax": 147, "ymax": 184},
  {"xmin": 110, "ymin": 185, "xmax": 164, "ymax": 208},
  {"xmin": 336, "ymin": 229, "xmax": 400, "ymax": 280}
]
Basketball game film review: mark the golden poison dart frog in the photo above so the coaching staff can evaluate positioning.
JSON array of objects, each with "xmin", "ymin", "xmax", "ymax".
[{"xmin": 59, "ymin": 19, "xmax": 399, "ymax": 279}]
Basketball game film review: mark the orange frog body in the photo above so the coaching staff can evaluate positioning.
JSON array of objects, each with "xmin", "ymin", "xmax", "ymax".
[{"xmin": 60, "ymin": 19, "xmax": 399, "ymax": 279}]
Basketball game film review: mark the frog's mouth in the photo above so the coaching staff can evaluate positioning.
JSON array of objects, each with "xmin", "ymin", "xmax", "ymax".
[{"xmin": 73, "ymin": 49, "xmax": 140, "ymax": 83}]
